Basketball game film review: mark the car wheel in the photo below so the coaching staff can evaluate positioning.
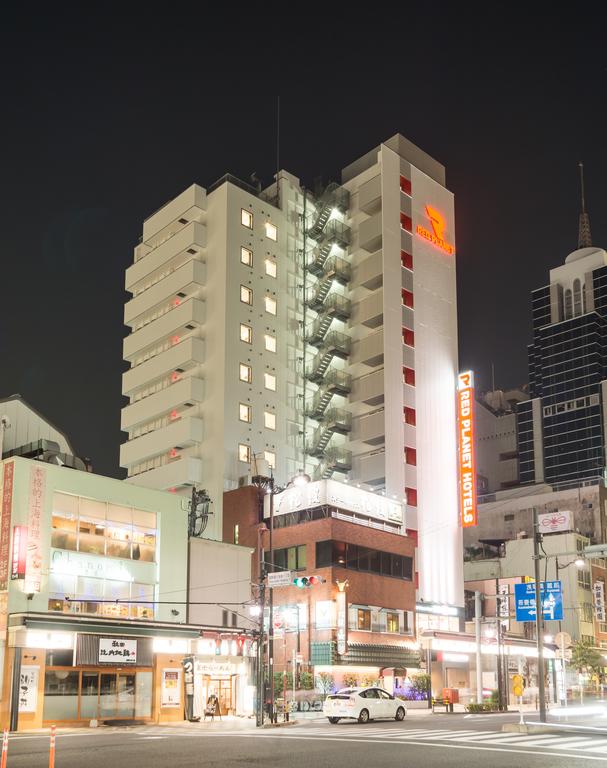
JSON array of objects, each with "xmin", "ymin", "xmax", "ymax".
[
  {"xmin": 395, "ymin": 706, "xmax": 406, "ymax": 721},
  {"xmin": 358, "ymin": 708, "xmax": 370, "ymax": 724},
  {"xmin": 328, "ymin": 717, "xmax": 340, "ymax": 724}
]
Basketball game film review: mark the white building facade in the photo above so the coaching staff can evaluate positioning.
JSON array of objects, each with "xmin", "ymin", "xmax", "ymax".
[{"xmin": 120, "ymin": 135, "xmax": 463, "ymax": 608}]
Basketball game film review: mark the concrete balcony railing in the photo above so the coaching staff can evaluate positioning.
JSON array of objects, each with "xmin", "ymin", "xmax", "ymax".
[
  {"xmin": 124, "ymin": 260, "xmax": 205, "ymax": 328},
  {"xmin": 352, "ymin": 289, "xmax": 383, "ymax": 329},
  {"xmin": 352, "ymin": 249, "xmax": 382, "ymax": 291},
  {"xmin": 359, "ymin": 212, "xmax": 382, "ymax": 253},
  {"xmin": 350, "ymin": 368, "xmax": 385, "ymax": 406},
  {"xmin": 358, "ymin": 175, "xmax": 381, "ymax": 216},
  {"xmin": 142, "ymin": 184, "xmax": 206, "ymax": 247},
  {"xmin": 123, "ymin": 298, "xmax": 205, "ymax": 361},
  {"xmin": 120, "ymin": 416, "xmax": 203, "ymax": 468},
  {"xmin": 351, "ymin": 329, "xmax": 383, "ymax": 367},
  {"xmin": 126, "ymin": 221, "xmax": 206, "ymax": 292},
  {"xmin": 352, "ymin": 409, "xmax": 385, "ymax": 446},
  {"xmin": 126, "ymin": 456, "xmax": 203, "ymax": 491},
  {"xmin": 122, "ymin": 337, "xmax": 204, "ymax": 396},
  {"xmin": 352, "ymin": 449, "xmax": 386, "ymax": 487},
  {"xmin": 121, "ymin": 377, "xmax": 204, "ymax": 431}
]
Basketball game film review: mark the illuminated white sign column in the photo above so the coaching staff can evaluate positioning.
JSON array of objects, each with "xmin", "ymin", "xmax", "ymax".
[{"xmin": 409, "ymin": 163, "xmax": 464, "ymax": 609}]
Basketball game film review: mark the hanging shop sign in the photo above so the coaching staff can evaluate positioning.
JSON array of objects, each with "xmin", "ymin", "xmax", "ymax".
[
  {"xmin": 18, "ymin": 666, "xmax": 39, "ymax": 713},
  {"xmin": 98, "ymin": 637, "xmax": 137, "ymax": 664},
  {"xmin": 24, "ymin": 466, "xmax": 45, "ymax": 594},
  {"xmin": 458, "ymin": 371, "xmax": 477, "ymax": 528},
  {"xmin": 11, "ymin": 525, "xmax": 27, "ymax": 580},
  {"xmin": 0, "ymin": 462, "xmax": 15, "ymax": 591},
  {"xmin": 594, "ymin": 581, "xmax": 606, "ymax": 622},
  {"xmin": 538, "ymin": 510, "xmax": 572, "ymax": 534},
  {"xmin": 161, "ymin": 669, "xmax": 182, "ymax": 707}
]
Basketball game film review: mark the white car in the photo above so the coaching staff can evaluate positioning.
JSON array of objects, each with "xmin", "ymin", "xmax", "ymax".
[{"xmin": 323, "ymin": 687, "xmax": 406, "ymax": 724}]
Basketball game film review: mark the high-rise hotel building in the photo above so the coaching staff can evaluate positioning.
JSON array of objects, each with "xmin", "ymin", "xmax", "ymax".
[{"xmin": 120, "ymin": 134, "xmax": 463, "ymax": 607}]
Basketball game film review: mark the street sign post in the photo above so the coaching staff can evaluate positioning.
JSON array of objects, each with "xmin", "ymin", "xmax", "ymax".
[
  {"xmin": 514, "ymin": 581, "xmax": 563, "ymax": 622},
  {"xmin": 267, "ymin": 571, "xmax": 293, "ymax": 588}
]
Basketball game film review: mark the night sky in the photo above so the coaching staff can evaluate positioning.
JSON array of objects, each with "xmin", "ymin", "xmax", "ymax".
[{"xmin": 2, "ymin": 8, "xmax": 606, "ymax": 478}]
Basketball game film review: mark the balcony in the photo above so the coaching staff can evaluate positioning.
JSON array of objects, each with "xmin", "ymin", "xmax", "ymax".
[
  {"xmin": 359, "ymin": 212, "xmax": 382, "ymax": 253},
  {"xmin": 126, "ymin": 221, "xmax": 206, "ymax": 292},
  {"xmin": 122, "ymin": 337, "xmax": 204, "ymax": 396},
  {"xmin": 358, "ymin": 175, "xmax": 381, "ymax": 216},
  {"xmin": 351, "ymin": 329, "xmax": 383, "ymax": 367},
  {"xmin": 353, "ymin": 250, "xmax": 382, "ymax": 291},
  {"xmin": 121, "ymin": 377, "xmax": 204, "ymax": 431},
  {"xmin": 126, "ymin": 456, "xmax": 203, "ymax": 491},
  {"xmin": 314, "ymin": 447, "xmax": 352, "ymax": 480},
  {"xmin": 123, "ymin": 298, "xmax": 205, "ymax": 361},
  {"xmin": 124, "ymin": 260, "xmax": 205, "ymax": 328},
  {"xmin": 352, "ymin": 409, "xmax": 385, "ymax": 446},
  {"xmin": 353, "ymin": 449, "xmax": 386, "ymax": 487},
  {"xmin": 323, "ymin": 294, "xmax": 351, "ymax": 322},
  {"xmin": 353, "ymin": 289, "xmax": 383, "ymax": 329},
  {"xmin": 351, "ymin": 368, "xmax": 384, "ymax": 406},
  {"xmin": 142, "ymin": 184, "xmax": 206, "ymax": 247},
  {"xmin": 120, "ymin": 416, "xmax": 203, "ymax": 468}
]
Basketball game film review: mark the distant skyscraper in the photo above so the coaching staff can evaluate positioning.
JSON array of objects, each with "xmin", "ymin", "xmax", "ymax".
[{"xmin": 518, "ymin": 177, "xmax": 607, "ymax": 486}]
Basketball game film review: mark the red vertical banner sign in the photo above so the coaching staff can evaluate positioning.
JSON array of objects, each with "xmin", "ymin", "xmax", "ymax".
[
  {"xmin": 24, "ymin": 466, "xmax": 45, "ymax": 594},
  {"xmin": 0, "ymin": 463, "xmax": 14, "ymax": 591},
  {"xmin": 458, "ymin": 371, "xmax": 477, "ymax": 528}
]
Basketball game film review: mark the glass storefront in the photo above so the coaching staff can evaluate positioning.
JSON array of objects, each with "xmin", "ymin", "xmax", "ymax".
[{"xmin": 43, "ymin": 668, "xmax": 153, "ymax": 722}]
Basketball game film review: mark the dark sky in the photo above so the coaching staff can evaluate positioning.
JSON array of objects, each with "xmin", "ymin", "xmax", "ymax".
[{"xmin": 1, "ymin": 8, "xmax": 606, "ymax": 478}]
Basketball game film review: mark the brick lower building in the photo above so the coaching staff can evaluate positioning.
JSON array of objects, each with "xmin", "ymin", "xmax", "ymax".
[{"xmin": 223, "ymin": 481, "xmax": 419, "ymax": 694}]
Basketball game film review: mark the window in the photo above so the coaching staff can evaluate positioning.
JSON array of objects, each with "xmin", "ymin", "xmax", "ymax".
[
  {"xmin": 265, "ymin": 259, "xmax": 277, "ymax": 278},
  {"xmin": 265, "ymin": 222, "xmax": 278, "ymax": 241},
  {"xmin": 233, "ymin": 525, "xmax": 239, "ymax": 545},
  {"xmin": 240, "ymin": 323, "xmax": 252, "ymax": 343},
  {"xmin": 400, "ymin": 213, "xmax": 412, "ymax": 232},
  {"xmin": 401, "ymin": 250, "xmax": 413, "ymax": 270},
  {"xmin": 357, "ymin": 609, "xmax": 371, "ymax": 631},
  {"xmin": 582, "ymin": 603, "xmax": 594, "ymax": 623},
  {"xmin": 405, "ymin": 447, "xmax": 416, "ymax": 466},
  {"xmin": 315, "ymin": 541, "xmax": 413, "ymax": 580},
  {"xmin": 264, "ymin": 450, "xmax": 276, "ymax": 469},
  {"xmin": 264, "ymin": 296, "xmax": 277, "ymax": 315},
  {"xmin": 400, "ymin": 176, "xmax": 412, "ymax": 196},
  {"xmin": 238, "ymin": 444, "xmax": 251, "ymax": 463},
  {"xmin": 241, "ymin": 209, "xmax": 253, "ymax": 229},
  {"xmin": 240, "ymin": 285, "xmax": 253, "ymax": 305},
  {"xmin": 264, "ymin": 372, "xmax": 276, "ymax": 391},
  {"xmin": 564, "ymin": 288, "xmax": 572, "ymax": 319},
  {"xmin": 578, "ymin": 569, "xmax": 591, "ymax": 590},
  {"xmin": 240, "ymin": 247, "xmax": 253, "ymax": 266},
  {"xmin": 264, "ymin": 411, "xmax": 276, "ymax": 430},
  {"xmin": 402, "ymin": 289, "xmax": 414, "ymax": 309},
  {"xmin": 386, "ymin": 612, "xmax": 400, "ymax": 633},
  {"xmin": 573, "ymin": 278, "xmax": 582, "ymax": 317},
  {"xmin": 264, "ymin": 334, "xmax": 276, "ymax": 353},
  {"xmin": 239, "ymin": 363, "xmax": 252, "ymax": 383},
  {"xmin": 404, "ymin": 407, "xmax": 416, "ymax": 426},
  {"xmin": 403, "ymin": 367, "xmax": 415, "ymax": 386},
  {"xmin": 272, "ymin": 545, "xmax": 306, "ymax": 571},
  {"xmin": 406, "ymin": 488, "xmax": 418, "ymax": 506},
  {"xmin": 239, "ymin": 403, "xmax": 251, "ymax": 423},
  {"xmin": 402, "ymin": 327, "xmax": 414, "ymax": 347}
]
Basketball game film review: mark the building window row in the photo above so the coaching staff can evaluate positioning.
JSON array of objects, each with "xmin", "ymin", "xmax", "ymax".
[
  {"xmin": 543, "ymin": 393, "xmax": 600, "ymax": 417},
  {"xmin": 353, "ymin": 607, "xmax": 408, "ymax": 634},
  {"xmin": 240, "ymin": 285, "xmax": 277, "ymax": 315},
  {"xmin": 240, "ymin": 247, "xmax": 277, "ymax": 279},
  {"xmin": 401, "ymin": 250, "xmax": 413, "ymax": 270},
  {"xmin": 239, "ymin": 363, "xmax": 276, "ymax": 391},
  {"xmin": 48, "ymin": 575, "xmax": 154, "ymax": 620},
  {"xmin": 240, "ymin": 208, "xmax": 278, "ymax": 242},
  {"xmin": 239, "ymin": 403, "xmax": 275, "ymax": 430},
  {"xmin": 315, "ymin": 540, "xmax": 413, "ymax": 580},
  {"xmin": 238, "ymin": 444, "xmax": 275, "ymax": 467},
  {"xmin": 269, "ymin": 545, "xmax": 307, "ymax": 572},
  {"xmin": 51, "ymin": 493, "xmax": 157, "ymax": 563}
]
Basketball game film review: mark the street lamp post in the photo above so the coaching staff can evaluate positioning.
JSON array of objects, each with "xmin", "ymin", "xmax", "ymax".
[{"xmin": 533, "ymin": 508, "xmax": 547, "ymax": 722}]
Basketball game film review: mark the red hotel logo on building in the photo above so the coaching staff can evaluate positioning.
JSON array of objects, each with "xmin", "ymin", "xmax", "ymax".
[
  {"xmin": 458, "ymin": 371, "xmax": 477, "ymax": 528},
  {"xmin": 416, "ymin": 205, "xmax": 455, "ymax": 255}
]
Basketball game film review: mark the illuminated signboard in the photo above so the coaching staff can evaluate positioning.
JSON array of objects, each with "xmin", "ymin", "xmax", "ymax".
[
  {"xmin": 11, "ymin": 526, "xmax": 27, "ymax": 580},
  {"xmin": 416, "ymin": 205, "xmax": 455, "ymax": 255},
  {"xmin": 458, "ymin": 371, "xmax": 477, "ymax": 527}
]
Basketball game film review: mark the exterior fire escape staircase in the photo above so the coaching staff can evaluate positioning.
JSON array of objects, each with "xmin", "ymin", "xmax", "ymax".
[{"xmin": 304, "ymin": 183, "xmax": 352, "ymax": 479}]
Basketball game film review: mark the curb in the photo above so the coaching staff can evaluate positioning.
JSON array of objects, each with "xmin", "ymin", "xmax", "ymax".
[{"xmin": 503, "ymin": 722, "xmax": 607, "ymax": 736}]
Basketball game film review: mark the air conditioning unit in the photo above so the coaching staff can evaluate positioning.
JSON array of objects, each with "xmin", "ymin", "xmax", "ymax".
[
  {"xmin": 238, "ymin": 475, "xmax": 249, "ymax": 488},
  {"xmin": 517, "ymin": 531, "xmax": 527, "ymax": 539}
]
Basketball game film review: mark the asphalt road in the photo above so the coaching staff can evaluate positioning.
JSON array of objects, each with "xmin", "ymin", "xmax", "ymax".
[{"xmin": 6, "ymin": 715, "xmax": 607, "ymax": 768}]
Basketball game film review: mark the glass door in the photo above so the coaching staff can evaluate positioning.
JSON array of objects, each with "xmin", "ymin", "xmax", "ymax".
[
  {"xmin": 117, "ymin": 674, "xmax": 136, "ymax": 717},
  {"xmin": 99, "ymin": 673, "xmax": 117, "ymax": 718}
]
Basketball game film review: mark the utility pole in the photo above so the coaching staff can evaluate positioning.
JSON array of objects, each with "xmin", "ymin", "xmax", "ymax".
[
  {"xmin": 533, "ymin": 507, "xmax": 547, "ymax": 722},
  {"xmin": 474, "ymin": 591, "xmax": 483, "ymax": 703}
]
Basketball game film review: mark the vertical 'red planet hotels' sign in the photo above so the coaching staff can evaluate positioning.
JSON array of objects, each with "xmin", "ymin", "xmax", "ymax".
[{"xmin": 458, "ymin": 371, "xmax": 477, "ymax": 527}]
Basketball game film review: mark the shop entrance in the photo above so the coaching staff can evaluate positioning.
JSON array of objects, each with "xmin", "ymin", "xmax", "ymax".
[
  {"xmin": 44, "ymin": 667, "xmax": 153, "ymax": 723},
  {"xmin": 199, "ymin": 675, "xmax": 236, "ymax": 716}
]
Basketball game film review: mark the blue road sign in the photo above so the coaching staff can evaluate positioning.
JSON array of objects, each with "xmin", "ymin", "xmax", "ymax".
[{"xmin": 514, "ymin": 581, "xmax": 563, "ymax": 622}]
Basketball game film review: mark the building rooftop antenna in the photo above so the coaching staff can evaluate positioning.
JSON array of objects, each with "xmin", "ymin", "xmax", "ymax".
[{"xmin": 578, "ymin": 161, "xmax": 592, "ymax": 249}]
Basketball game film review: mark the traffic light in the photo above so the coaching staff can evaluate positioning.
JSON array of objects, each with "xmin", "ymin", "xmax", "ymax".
[{"xmin": 293, "ymin": 575, "xmax": 326, "ymax": 588}]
